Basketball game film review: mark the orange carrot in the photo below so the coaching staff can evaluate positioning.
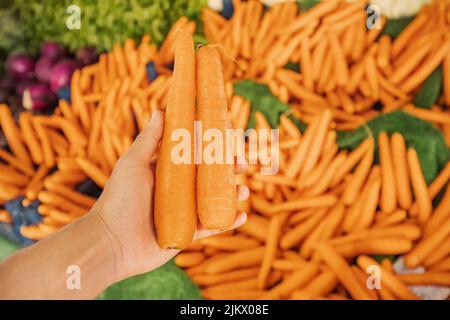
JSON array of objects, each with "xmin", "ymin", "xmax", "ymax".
[
  {"xmin": 444, "ymin": 51, "xmax": 450, "ymax": 106},
  {"xmin": 18, "ymin": 111, "xmax": 43, "ymax": 164},
  {"xmin": 404, "ymin": 218, "xmax": 450, "ymax": 269},
  {"xmin": 175, "ymin": 252, "xmax": 206, "ymax": 268},
  {"xmin": 155, "ymin": 31, "xmax": 197, "ymax": 249},
  {"xmin": 192, "ymin": 267, "xmax": 260, "ymax": 286},
  {"xmin": 316, "ymin": 243, "xmax": 371, "ymax": 300},
  {"xmin": 334, "ymin": 238, "xmax": 412, "ymax": 257},
  {"xmin": 33, "ymin": 118, "xmax": 55, "ymax": 168},
  {"xmin": 196, "ymin": 46, "xmax": 236, "ymax": 230},
  {"xmin": 343, "ymin": 140, "xmax": 374, "ymax": 205},
  {"xmin": 75, "ymin": 157, "xmax": 108, "ymax": 188},
  {"xmin": 378, "ymin": 132, "xmax": 397, "ymax": 213},
  {"xmin": 407, "ymin": 148, "xmax": 432, "ymax": 224},
  {"xmin": 391, "ymin": 133, "xmax": 412, "ymax": 209},
  {"xmin": 0, "ymin": 104, "xmax": 32, "ymax": 167},
  {"xmin": 357, "ymin": 255, "xmax": 418, "ymax": 300},
  {"xmin": 206, "ymin": 247, "xmax": 265, "ymax": 274},
  {"xmin": 396, "ymin": 273, "xmax": 450, "ymax": 287}
]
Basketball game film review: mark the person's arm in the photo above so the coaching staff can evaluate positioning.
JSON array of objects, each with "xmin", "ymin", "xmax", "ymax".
[
  {"xmin": 0, "ymin": 212, "xmax": 119, "ymax": 299},
  {"xmin": 0, "ymin": 111, "xmax": 248, "ymax": 299}
]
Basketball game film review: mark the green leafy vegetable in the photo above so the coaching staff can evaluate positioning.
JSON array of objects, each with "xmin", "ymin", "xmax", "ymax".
[
  {"xmin": 14, "ymin": 0, "xmax": 206, "ymax": 53},
  {"xmin": 284, "ymin": 62, "xmax": 300, "ymax": 73},
  {"xmin": 413, "ymin": 65, "xmax": 443, "ymax": 109},
  {"xmin": 382, "ymin": 16, "xmax": 414, "ymax": 38},
  {"xmin": 337, "ymin": 111, "xmax": 450, "ymax": 184},
  {"xmin": 0, "ymin": 236, "xmax": 19, "ymax": 261},
  {"xmin": 297, "ymin": 0, "xmax": 320, "ymax": 11},
  {"xmin": 99, "ymin": 260, "xmax": 202, "ymax": 300},
  {"xmin": 234, "ymin": 80, "xmax": 306, "ymax": 130}
]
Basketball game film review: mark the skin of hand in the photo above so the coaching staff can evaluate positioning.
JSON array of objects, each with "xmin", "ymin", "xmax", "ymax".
[
  {"xmin": 0, "ymin": 110, "xmax": 248, "ymax": 299},
  {"xmin": 91, "ymin": 110, "xmax": 249, "ymax": 282}
]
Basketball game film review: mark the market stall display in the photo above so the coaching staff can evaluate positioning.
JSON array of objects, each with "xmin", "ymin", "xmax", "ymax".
[{"xmin": 0, "ymin": 0, "xmax": 449, "ymax": 300}]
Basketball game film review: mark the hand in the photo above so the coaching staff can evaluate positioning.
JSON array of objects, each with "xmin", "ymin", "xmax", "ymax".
[{"xmin": 91, "ymin": 111, "xmax": 249, "ymax": 282}]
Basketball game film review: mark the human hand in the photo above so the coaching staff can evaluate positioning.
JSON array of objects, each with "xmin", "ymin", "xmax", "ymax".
[{"xmin": 91, "ymin": 111, "xmax": 249, "ymax": 282}]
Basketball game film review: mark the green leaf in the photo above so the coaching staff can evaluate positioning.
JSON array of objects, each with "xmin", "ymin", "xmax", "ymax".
[
  {"xmin": 0, "ymin": 236, "xmax": 19, "ymax": 261},
  {"xmin": 382, "ymin": 16, "xmax": 414, "ymax": 38},
  {"xmin": 297, "ymin": 0, "xmax": 320, "ymax": 11},
  {"xmin": 234, "ymin": 80, "xmax": 307, "ymax": 130},
  {"xmin": 284, "ymin": 62, "xmax": 300, "ymax": 73},
  {"xmin": 337, "ymin": 111, "xmax": 450, "ymax": 184},
  {"xmin": 99, "ymin": 260, "xmax": 202, "ymax": 300},
  {"xmin": 413, "ymin": 65, "xmax": 443, "ymax": 109}
]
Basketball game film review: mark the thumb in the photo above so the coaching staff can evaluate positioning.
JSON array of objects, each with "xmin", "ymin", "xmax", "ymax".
[{"xmin": 124, "ymin": 111, "xmax": 164, "ymax": 164}]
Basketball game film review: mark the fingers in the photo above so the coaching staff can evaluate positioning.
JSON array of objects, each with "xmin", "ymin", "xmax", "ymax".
[
  {"xmin": 237, "ymin": 185, "xmax": 249, "ymax": 202},
  {"xmin": 123, "ymin": 111, "xmax": 164, "ymax": 164},
  {"xmin": 194, "ymin": 212, "xmax": 247, "ymax": 240}
]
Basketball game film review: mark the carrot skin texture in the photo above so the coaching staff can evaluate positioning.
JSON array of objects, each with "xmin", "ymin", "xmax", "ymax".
[
  {"xmin": 155, "ymin": 31, "xmax": 197, "ymax": 249},
  {"xmin": 196, "ymin": 46, "xmax": 237, "ymax": 230}
]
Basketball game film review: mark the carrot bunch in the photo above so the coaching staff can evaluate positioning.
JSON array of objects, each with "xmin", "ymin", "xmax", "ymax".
[
  {"xmin": 202, "ymin": 0, "xmax": 450, "ymax": 132},
  {"xmin": 176, "ymin": 109, "xmax": 450, "ymax": 300},
  {"xmin": 0, "ymin": 23, "xmax": 196, "ymax": 239}
]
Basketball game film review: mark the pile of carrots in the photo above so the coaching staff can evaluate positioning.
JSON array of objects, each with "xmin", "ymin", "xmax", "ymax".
[
  {"xmin": 177, "ymin": 108, "xmax": 450, "ymax": 299},
  {"xmin": 0, "ymin": 0, "xmax": 450, "ymax": 300},
  {"xmin": 204, "ymin": 0, "xmax": 450, "ymax": 135}
]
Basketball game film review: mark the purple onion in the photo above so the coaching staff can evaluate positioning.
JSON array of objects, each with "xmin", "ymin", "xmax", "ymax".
[
  {"xmin": 49, "ymin": 59, "xmax": 79, "ymax": 93},
  {"xmin": 40, "ymin": 41, "xmax": 68, "ymax": 60},
  {"xmin": 16, "ymin": 79, "xmax": 37, "ymax": 97},
  {"xmin": 35, "ymin": 56, "xmax": 59, "ymax": 83},
  {"xmin": 22, "ymin": 83, "xmax": 57, "ymax": 110},
  {"xmin": 6, "ymin": 54, "xmax": 35, "ymax": 80},
  {"xmin": 0, "ymin": 77, "xmax": 16, "ymax": 94},
  {"xmin": 76, "ymin": 46, "xmax": 98, "ymax": 66}
]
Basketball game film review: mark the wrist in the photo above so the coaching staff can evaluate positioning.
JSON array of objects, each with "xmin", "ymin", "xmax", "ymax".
[{"xmin": 85, "ymin": 209, "xmax": 124, "ymax": 285}]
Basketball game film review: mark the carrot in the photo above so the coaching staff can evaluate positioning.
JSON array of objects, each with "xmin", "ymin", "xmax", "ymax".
[
  {"xmin": 199, "ymin": 236, "xmax": 260, "ymax": 251},
  {"xmin": 391, "ymin": 133, "xmax": 412, "ymax": 209},
  {"xmin": 376, "ymin": 35, "xmax": 391, "ymax": 68},
  {"xmin": 315, "ymin": 243, "xmax": 370, "ymax": 300},
  {"xmin": 202, "ymin": 290, "xmax": 263, "ymax": 300},
  {"xmin": 331, "ymin": 137, "xmax": 373, "ymax": 187},
  {"xmin": 154, "ymin": 32, "xmax": 197, "ymax": 249},
  {"xmin": 290, "ymin": 271, "xmax": 337, "ymax": 300},
  {"xmin": 404, "ymin": 218, "xmax": 450, "ymax": 269},
  {"xmin": 237, "ymin": 214, "xmax": 269, "ymax": 242},
  {"xmin": 391, "ymin": 14, "xmax": 427, "ymax": 58},
  {"xmin": 260, "ymin": 263, "xmax": 319, "ymax": 299},
  {"xmin": 205, "ymin": 278, "xmax": 258, "ymax": 293},
  {"xmin": 352, "ymin": 175, "xmax": 381, "ymax": 231},
  {"xmin": 269, "ymin": 194, "xmax": 337, "ymax": 214},
  {"xmin": 0, "ymin": 210, "xmax": 11, "ymax": 223},
  {"xmin": 0, "ymin": 184, "xmax": 21, "ymax": 200},
  {"xmin": 356, "ymin": 255, "xmax": 418, "ymax": 300},
  {"xmin": 343, "ymin": 140, "xmax": 374, "ymax": 205},
  {"xmin": 334, "ymin": 238, "xmax": 413, "ymax": 258},
  {"xmin": 18, "ymin": 111, "xmax": 43, "ymax": 164},
  {"xmin": 397, "ymin": 273, "xmax": 450, "ymax": 287},
  {"xmin": 407, "ymin": 148, "xmax": 432, "ymax": 224},
  {"xmin": 330, "ymin": 225, "xmax": 422, "ymax": 245},
  {"xmin": 33, "ymin": 118, "xmax": 55, "ymax": 168},
  {"xmin": 280, "ymin": 208, "xmax": 328, "ymax": 250},
  {"xmin": 20, "ymin": 225, "xmax": 47, "ymax": 240},
  {"xmin": 197, "ymin": 49, "xmax": 236, "ymax": 229},
  {"xmin": 0, "ymin": 104, "xmax": 32, "ymax": 167},
  {"xmin": 0, "ymin": 149, "xmax": 34, "ymax": 176},
  {"xmin": 285, "ymin": 114, "xmax": 320, "ymax": 178},
  {"xmin": 44, "ymin": 180, "xmax": 96, "ymax": 208},
  {"xmin": 206, "ymin": 247, "xmax": 265, "ymax": 274},
  {"xmin": 378, "ymin": 132, "xmax": 397, "ymax": 213},
  {"xmin": 0, "ymin": 164, "xmax": 29, "ymax": 187},
  {"xmin": 430, "ymin": 258, "xmax": 450, "ymax": 272},
  {"xmin": 300, "ymin": 110, "xmax": 333, "ymax": 178},
  {"xmin": 192, "ymin": 268, "xmax": 260, "ymax": 286},
  {"xmin": 423, "ymin": 237, "xmax": 450, "ymax": 267},
  {"xmin": 327, "ymin": 29, "xmax": 349, "ymax": 86},
  {"xmin": 400, "ymin": 41, "xmax": 450, "ymax": 92},
  {"xmin": 350, "ymin": 266, "xmax": 379, "ymax": 300},
  {"xmin": 174, "ymin": 252, "xmax": 206, "ymax": 268},
  {"xmin": 258, "ymin": 212, "xmax": 288, "ymax": 289},
  {"xmin": 75, "ymin": 157, "xmax": 108, "ymax": 188},
  {"xmin": 374, "ymin": 209, "xmax": 407, "ymax": 227}
]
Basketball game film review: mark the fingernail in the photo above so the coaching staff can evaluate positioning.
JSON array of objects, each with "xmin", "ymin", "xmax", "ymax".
[{"xmin": 148, "ymin": 111, "xmax": 161, "ymax": 127}]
